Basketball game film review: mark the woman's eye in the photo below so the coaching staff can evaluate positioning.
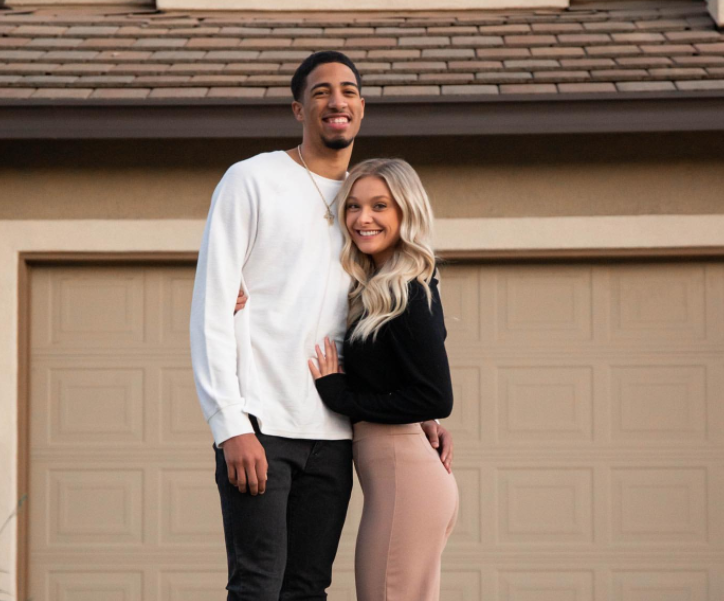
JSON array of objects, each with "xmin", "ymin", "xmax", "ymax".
[{"xmin": 374, "ymin": 203, "xmax": 387, "ymax": 210}]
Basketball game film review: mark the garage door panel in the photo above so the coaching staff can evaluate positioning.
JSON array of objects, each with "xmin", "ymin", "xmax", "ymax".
[
  {"xmin": 610, "ymin": 364, "xmax": 709, "ymax": 443},
  {"xmin": 43, "ymin": 570, "xmax": 144, "ymax": 601},
  {"xmin": 31, "ymin": 268, "xmax": 146, "ymax": 350},
  {"xmin": 440, "ymin": 570, "xmax": 482, "ymax": 600},
  {"xmin": 498, "ymin": 467, "xmax": 594, "ymax": 545},
  {"xmin": 610, "ymin": 467, "xmax": 708, "ymax": 545},
  {"xmin": 494, "ymin": 266, "xmax": 594, "ymax": 344},
  {"xmin": 158, "ymin": 368, "xmax": 209, "ymax": 445},
  {"xmin": 30, "ymin": 466, "xmax": 144, "ymax": 550},
  {"xmin": 497, "ymin": 365, "xmax": 594, "ymax": 444},
  {"xmin": 156, "ymin": 271, "xmax": 194, "ymax": 349},
  {"xmin": 607, "ymin": 264, "xmax": 707, "ymax": 343},
  {"xmin": 157, "ymin": 570, "xmax": 227, "ymax": 601},
  {"xmin": 498, "ymin": 569, "xmax": 595, "ymax": 601},
  {"xmin": 439, "ymin": 265, "xmax": 482, "ymax": 343},
  {"xmin": 31, "ymin": 366, "xmax": 146, "ymax": 446},
  {"xmin": 158, "ymin": 468, "xmax": 223, "ymax": 547},
  {"xmin": 611, "ymin": 570, "xmax": 709, "ymax": 601}
]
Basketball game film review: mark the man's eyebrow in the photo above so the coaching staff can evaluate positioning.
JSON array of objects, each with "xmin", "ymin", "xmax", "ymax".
[{"xmin": 310, "ymin": 81, "xmax": 360, "ymax": 92}]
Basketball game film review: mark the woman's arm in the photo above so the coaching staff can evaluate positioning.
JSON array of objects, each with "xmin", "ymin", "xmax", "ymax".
[{"xmin": 313, "ymin": 282, "xmax": 453, "ymax": 424}]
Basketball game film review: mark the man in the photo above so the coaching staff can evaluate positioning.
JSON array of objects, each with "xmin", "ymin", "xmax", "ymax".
[{"xmin": 190, "ymin": 50, "xmax": 453, "ymax": 601}]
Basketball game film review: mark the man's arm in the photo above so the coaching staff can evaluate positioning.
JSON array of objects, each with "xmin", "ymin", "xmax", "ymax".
[{"xmin": 190, "ymin": 164, "xmax": 266, "ymax": 494}]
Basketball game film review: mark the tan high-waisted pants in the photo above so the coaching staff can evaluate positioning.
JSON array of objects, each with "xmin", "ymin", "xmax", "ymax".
[{"xmin": 352, "ymin": 421, "xmax": 459, "ymax": 601}]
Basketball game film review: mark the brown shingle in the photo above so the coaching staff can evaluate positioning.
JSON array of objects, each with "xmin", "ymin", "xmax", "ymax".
[
  {"xmin": 676, "ymin": 79, "xmax": 724, "ymax": 90},
  {"xmin": 383, "ymin": 85, "xmax": 439, "ymax": 96},
  {"xmin": 557, "ymin": 34, "xmax": 611, "ymax": 45},
  {"xmin": 149, "ymin": 87, "xmax": 209, "ymax": 98},
  {"xmin": 0, "ymin": 38, "xmax": 31, "ymax": 48},
  {"xmin": 648, "ymin": 67, "xmax": 707, "ymax": 79},
  {"xmin": 343, "ymin": 38, "xmax": 397, "ymax": 49},
  {"xmin": 476, "ymin": 48, "xmax": 530, "ymax": 59},
  {"xmin": 422, "ymin": 48, "xmax": 475, "ymax": 59},
  {"xmin": 695, "ymin": 43, "xmax": 724, "ymax": 54},
  {"xmin": 398, "ymin": 36, "xmax": 450, "ymax": 48},
  {"xmin": 500, "ymin": 83, "xmax": 556, "ymax": 94},
  {"xmin": 504, "ymin": 59, "xmax": 559, "ymax": 70},
  {"xmin": 591, "ymin": 69, "xmax": 648, "ymax": 81},
  {"xmin": 533, "ymin": 70, "xmax": 590, "ymax": 82},
  {"xmin": 186, "ymin": 38, "xmax": 242, "ymax": 48},
  {"xmin": 368, "ymin": 49, "xmax": 421, "ymax": 60},
  {"xmin": 531, "ymin": 47, "xmax": 585, "ymax": 58},
  {"xmin": 451, "ymin": 36, "xmax": 504, "ymax": 47},
  {"xmin": 504, "ymin": 35, "xmax": 557, "ymax": 47},
  {"xmin": 442, "ymin": 84, "xmax": 498, "ymax": 95},
  {"xmin": 640, "ymin": 44, "xmax": 695, "ymax": 55},
  {"xmin": 420, "ymin": 72, "xmax": 475, "ymax": 84},
  {"xmin": 31, "ymin": 87, "xmax": 93, "ymax": 98},
  {"xmin": 560, "ymin": 58, "xmax": 616, "ymax": 69},
  {"xmin": 586, "ymin": 45, "xmax": 641, "ymax": 57},
  {"xmin": 0, "ymin": 87, "xmax": 35, "ymax": 98},
  {"xmin": 207, "ymin": 86, "xmax": 266, "ymax": 98},
  {"xmin": 557, "ymin": 82, "xmax": 616, "ymax": 92},
  {"xmin": 615, "ymin": 81, "xmax": 676, "ymax": 92},
  {"xmin": 449, "ymin": 60, "xmax": 503, "ymax": 71}
]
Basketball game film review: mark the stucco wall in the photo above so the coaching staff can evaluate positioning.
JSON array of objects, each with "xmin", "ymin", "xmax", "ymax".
[{"xmin": 1, "ymin": 132, "xmax": 723, "ymax": 221}]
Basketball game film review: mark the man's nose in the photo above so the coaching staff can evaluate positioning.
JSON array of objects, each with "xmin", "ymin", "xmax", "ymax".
[{"xmin": 328, "ymin": 89, "xmax": 348, "ymax": 109}]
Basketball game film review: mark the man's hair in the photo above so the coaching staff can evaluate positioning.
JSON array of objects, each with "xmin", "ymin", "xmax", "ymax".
[{"xmin": 291, "ymin": 51, "xmax": 362, "ymax": 102}]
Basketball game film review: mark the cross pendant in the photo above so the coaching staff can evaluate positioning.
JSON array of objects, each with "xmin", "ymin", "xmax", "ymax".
[{"xmin": 325, "ymin": 208, "xmax": 335, "ymax": 225}]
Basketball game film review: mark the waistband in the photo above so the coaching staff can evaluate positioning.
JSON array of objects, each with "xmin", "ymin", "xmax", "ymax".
[{"xmin": 353, "ymin": 421, "xmax": 424, "ymax": 441}]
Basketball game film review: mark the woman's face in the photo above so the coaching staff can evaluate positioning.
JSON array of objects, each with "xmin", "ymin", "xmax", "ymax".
[{"xmin": 344, "ymin": 176, "xmax": 403, "ymax": 267}]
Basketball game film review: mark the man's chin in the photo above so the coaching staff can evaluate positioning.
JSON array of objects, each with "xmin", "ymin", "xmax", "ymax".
[{"xmin": 321, "ymin": 135, "xmax": 355, "ymax": 151}]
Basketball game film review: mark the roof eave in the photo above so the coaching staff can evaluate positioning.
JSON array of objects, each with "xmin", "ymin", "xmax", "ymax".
[{"xmin": 2, "ymin": 91, "xmax": 724, "ymax": 139}]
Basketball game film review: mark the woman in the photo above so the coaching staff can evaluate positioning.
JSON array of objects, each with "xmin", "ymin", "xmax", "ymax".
[{"xmin": 308, "ymin": 158, "xmax": 458, "ymax": 601}]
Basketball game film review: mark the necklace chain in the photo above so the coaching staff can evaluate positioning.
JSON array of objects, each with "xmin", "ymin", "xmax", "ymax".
[{"xmin": 297, "ymin": 145, "xmax": 335, "ymax": 226}]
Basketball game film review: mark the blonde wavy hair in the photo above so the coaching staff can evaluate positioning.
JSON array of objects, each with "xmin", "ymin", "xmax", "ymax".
[{"xmin": 336, "ymin": 158, "xmax": 437, "ymax": 342}]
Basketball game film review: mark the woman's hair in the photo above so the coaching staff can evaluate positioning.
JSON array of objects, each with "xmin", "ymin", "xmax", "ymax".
[{"xmin": 336, "ymin": 158, "xmax": 437, "ymax": 342}]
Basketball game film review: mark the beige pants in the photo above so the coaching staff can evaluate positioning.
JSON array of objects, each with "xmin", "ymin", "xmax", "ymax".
[{"xmin": 352, "ymin": 422, "xmax": 459, "ymax": 601}]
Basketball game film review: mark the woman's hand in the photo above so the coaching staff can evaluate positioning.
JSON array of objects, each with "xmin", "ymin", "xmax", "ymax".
[{"xmin": 308, "ymin": 337, "xmax": 341, "ymax": 380}]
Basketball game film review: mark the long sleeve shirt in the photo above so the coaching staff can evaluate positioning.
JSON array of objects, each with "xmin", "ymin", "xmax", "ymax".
[
  {"xmin": 315, "ymin": 278, "xmax": 453, "ymax": 424},
  {"xmin": 190, "ymin": 150, "xmax": 353, "ymax": 445}
]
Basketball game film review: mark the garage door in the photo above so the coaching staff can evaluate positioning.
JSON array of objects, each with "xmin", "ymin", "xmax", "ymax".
[{"xmin": 27, "ymin": 261, "xmax": 724, "ymax": 600}]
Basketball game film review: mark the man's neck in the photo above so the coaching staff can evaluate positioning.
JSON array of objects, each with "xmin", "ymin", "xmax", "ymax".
[{"xmin": 288, "ymin": 140, "xmax": 353, "ymax": 181}]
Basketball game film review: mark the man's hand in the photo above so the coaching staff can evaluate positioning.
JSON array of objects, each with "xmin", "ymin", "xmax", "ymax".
[
  {"xmin": 234, "ymin": 289, "xmax": 248, "ymax": 314},
  {"xmin": 221, "ymin": 433, "xmax": 268, "ymax": 495},
  {"xmin": 421, "ymin": 421, "xmax": 454, "ymax": 474}
]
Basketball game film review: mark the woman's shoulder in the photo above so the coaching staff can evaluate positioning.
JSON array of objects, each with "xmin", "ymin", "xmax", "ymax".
[{"xmin": 407, "ymin": 275, "xmax": 440, "ymax": 303}]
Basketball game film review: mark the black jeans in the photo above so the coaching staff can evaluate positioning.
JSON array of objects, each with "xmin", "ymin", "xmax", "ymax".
[{"xmin": 214, "ymin": 420, "xmax": 353, "ymax": 601}]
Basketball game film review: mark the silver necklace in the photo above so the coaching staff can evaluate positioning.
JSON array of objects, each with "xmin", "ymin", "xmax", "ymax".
[{"xmin": 297, "ymin": 145, "xmax": 335, "ymax": 226}]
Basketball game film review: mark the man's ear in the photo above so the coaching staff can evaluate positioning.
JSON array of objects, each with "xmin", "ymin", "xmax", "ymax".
[
  {"xmin": 360, "ymin": 96, "xmax": 365, "ymax": 120},
  {"xmin": 291, "ymin": 100, "xmax": 304, "ymax": 122}
]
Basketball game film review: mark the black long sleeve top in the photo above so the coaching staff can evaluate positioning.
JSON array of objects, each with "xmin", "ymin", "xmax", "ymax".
[{"xmin": 314, "ymin": 278, "xmax": 454, "ymax": 424}]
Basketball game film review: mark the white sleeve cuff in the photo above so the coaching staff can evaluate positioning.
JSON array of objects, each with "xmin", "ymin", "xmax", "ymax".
[{"xmin": 208, "ymin": 405, "xmax": 255, "ymax": 446}]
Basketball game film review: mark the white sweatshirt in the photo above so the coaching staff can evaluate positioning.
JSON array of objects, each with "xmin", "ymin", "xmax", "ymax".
[{"xmin": 190, "ymin": 150, "xmax": 353, "ymax": 445}]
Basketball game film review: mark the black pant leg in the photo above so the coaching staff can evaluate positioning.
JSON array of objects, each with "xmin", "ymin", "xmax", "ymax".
[
  {"xmin": 280, "ymin": 439, "xmax": 354, "ymax": 601},
  {"xmin": 215, "ymin": 436, "xmax": 296, "ymax": 601}
]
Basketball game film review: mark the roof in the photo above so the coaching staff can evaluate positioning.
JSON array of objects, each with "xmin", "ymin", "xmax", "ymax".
[
  {"xmin": 1, "ymin": 0, "xmax": 723, "ymax": 100},
  {"xmin": 1, "ymin": 1, "xmax": 724, "ymax": 138}
]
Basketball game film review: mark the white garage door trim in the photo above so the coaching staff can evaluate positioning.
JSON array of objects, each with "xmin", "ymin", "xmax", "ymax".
[{"xmin": 3, "ymin": 214, "xmax": 724, "ymax": 600}]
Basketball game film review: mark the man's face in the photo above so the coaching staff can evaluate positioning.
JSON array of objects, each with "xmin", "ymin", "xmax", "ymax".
[{"xmin": 294, "ymin": 62, "xmax": 365, "ymax": 150}]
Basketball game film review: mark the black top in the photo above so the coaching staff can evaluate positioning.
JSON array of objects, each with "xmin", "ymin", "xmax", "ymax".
[{"xmin": 315, "ymin": 278, "xmax": 454, "ymax": 424}]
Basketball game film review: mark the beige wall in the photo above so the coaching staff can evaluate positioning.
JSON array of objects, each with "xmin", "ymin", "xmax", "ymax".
[{"xmin": 1, "ymin": 133, "xmax": 724, "ymax": 221}]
